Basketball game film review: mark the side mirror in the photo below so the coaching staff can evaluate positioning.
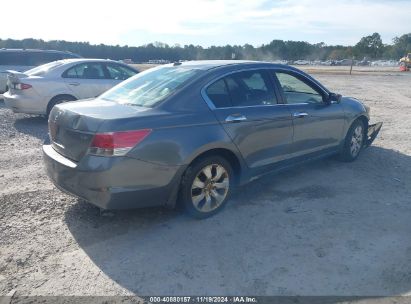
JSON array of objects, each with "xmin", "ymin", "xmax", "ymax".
[{"xmin": 327, "ymin": 92, "xmax": 342, "ymax": 104}]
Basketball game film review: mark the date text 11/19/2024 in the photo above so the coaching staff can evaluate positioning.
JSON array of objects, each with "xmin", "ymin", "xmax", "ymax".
[{"xmin": 148, "ymin": 296, "xmax": 258, "ymax": 303}]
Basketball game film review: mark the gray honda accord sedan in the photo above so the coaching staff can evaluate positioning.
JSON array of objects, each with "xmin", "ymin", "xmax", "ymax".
[{"xmin": 43, "ymin": 60, "xmax": 382, "ymax": 218}]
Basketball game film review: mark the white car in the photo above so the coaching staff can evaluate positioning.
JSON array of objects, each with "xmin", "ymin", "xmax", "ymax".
[
  {"xmin": 0, "ymin": 49, "xmax": 81, "ymax": 93},
  {"xmin": 3, "ymin": 59, "xmax": 138, "ymax": 115}
]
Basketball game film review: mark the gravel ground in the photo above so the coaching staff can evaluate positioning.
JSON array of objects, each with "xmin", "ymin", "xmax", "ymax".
[{"xmin": 0, "ymin": 69, "xmax": 411, "ymax": 298}]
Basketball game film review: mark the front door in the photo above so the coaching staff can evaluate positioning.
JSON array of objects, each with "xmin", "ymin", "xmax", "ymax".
[
  {"xmin": 204, "ymin": 69, "xmax": 294, "ymax": 169},
  {"xmin": 272, "ymin": 70, "xmax": 345, "ymax": 157}
]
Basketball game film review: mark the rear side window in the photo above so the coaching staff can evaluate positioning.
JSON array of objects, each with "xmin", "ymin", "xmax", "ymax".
[
  {"xmin": 206, "ymin": 70, "xmax": 277, "ymax": 108},
  {"xmin": 106, "ymin": 64, "xmax": 137, "ymax": 80},
  {"xmin": 206, "ymin": 79, "xmax": 231, "ymax": 108},
  {"xmin": 63, "ymin": 63, "xmax": 107, "ymax": 79}
]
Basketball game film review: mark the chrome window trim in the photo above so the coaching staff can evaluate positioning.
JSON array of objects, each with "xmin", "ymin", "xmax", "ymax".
[{"xmin": 200, "ymin": 66, "xmax": 329, "ymax": 110}]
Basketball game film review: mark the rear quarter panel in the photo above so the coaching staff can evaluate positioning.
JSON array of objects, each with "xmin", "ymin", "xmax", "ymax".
[{"xmin": 28, "ymin": 77, "xmax": 76, "ymax": 111}]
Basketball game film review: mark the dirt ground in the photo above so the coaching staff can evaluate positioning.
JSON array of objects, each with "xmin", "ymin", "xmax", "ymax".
[{"xmin": 0, "ymin": 67, "xmax": 411, "ymax": 298}]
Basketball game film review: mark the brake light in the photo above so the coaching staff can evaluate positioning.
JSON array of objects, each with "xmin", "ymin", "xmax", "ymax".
[
  {"xmin": 15, "ymin": 83, "xmax": 32, "ymax": 90},
  {"xmin": 89, "ymin": 129, "xmax": 151, "ymax": 156}
]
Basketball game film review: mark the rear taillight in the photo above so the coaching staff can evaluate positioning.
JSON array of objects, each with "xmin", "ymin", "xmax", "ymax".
[
  {"xmin": 89, "ymin": 129, "xmax": 151, "ymax": 156},
  {"xmin": 15, "ymin": 83, "xmax": 32, "ymax": 90}
]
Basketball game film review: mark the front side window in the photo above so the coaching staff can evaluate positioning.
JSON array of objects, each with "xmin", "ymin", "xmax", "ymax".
[
  {"xmin": 275, "ymin": 72, "xmax": 324, "ymax": 104},
  {"xmin": 100, "ymin": 66, "xmax": 201, "ymax": 108},
  {"xmin": 206, "ymin": 70, "xmax": 277, "ymax": 108},
  {"xmin": 63, "ymin": 63, "xmax": 107, "ymax": 79},
  {"xmin": 106, "ymin": 64, "xmax": 137, "ymax": 80}
]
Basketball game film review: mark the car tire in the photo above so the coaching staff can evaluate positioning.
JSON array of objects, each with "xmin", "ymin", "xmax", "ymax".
[
  {"xmin": 180, "ymin": 156, "xmax": 233, "ymax": 219},
  {"xmin": 47, "ymin": 95, "xmax": 76, "ymax": 117},
  {"xmin": 339, "ymin": 119, "xmax": 366, "ymax": 162}
]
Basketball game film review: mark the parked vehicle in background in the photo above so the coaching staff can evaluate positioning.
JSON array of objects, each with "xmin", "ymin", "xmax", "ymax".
[
  {"xmin": 3, "ymin": 58, "xmax": 138, "ymax": 115},
  {"xmin": 371, "ymin": 60, "xmax": 399, "ymax": 67},
  {"xmin": 293, "ymin": 60, "xmax": 310, "ymax": 65},
  {"xmin": 399, "ymin": 53, "xmax": 411, "ymax": 69},
  {"xmin": 356, "ymin": 59, "xmax": 370, "ymax": 66},
  {"xmin": 0, "ymin": 49, "xmax": 81, "ymax": 93},
  {"xmin": 43, "ymin": 60, "xmax": 382, "ymax": 219}
]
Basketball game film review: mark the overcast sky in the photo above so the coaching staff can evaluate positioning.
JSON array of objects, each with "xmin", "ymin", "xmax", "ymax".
[{"xmin": 2, "ymin": 0, "xmax": 410, "ymax": 47}]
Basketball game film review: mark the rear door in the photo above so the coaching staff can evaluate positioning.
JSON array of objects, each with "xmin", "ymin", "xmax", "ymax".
[
  {"xmin": 204, "ymin": 69, "xmax": 293, "ymax": 169},
  {"xmin": 62, "ymin": 62, "xmax": 113, "ymax": 99},
  {"xmin": 272, "ymin": 70, "xmax": 345, "ymax": 156}
]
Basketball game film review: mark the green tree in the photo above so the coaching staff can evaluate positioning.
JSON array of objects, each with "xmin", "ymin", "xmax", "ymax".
[
  {"xmin": 392, "ymin": 33, "xmax": 411, "ymax": 58},
  {"xmin": 354, "ymin": 32, "xmax": 384, "ymax": 59}
]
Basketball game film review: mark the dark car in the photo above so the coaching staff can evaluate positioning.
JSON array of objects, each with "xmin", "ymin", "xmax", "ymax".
[{"xmin": 43, "ymin": 61, "xmax": 382, "ymax": 218}]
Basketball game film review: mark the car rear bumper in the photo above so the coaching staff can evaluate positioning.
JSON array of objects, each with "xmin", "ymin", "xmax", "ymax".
[
  {"xmin": 43, "ymin": 144, "xmax": 184, "ymax": 209},
  {"xmin": 3, "ymin": 92, "xmax": 47, "ymax": 114}
]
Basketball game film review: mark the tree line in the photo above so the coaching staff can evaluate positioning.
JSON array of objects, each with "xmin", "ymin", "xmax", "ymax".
[{"xmin": 0, "ymin": 33, "xmax": 410, "ymax": 62}]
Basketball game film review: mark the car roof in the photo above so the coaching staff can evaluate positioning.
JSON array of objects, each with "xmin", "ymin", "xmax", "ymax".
[
  {"xmin": 168, "ymin": 60, "xmax": 330, "ymax": 94},
  {"xmin": 164, "ymin": 60, "xmax": 260, "ymax": 70},
  {"xmin": 163, "ymin": 60, "xmax": 297, "ymax": 71},
  {"xmin": 58, "ymin": 58, "xmax": 123, "ymax": 64}
]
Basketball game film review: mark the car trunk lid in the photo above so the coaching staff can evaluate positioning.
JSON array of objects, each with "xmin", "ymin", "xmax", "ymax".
[
  {"xmin": 48, "ymin": 98, "xmax": 154, "ymax": 161},
  {"xmin": 6, "ymin": 70, "xmax": 29, "ymax": 93}
]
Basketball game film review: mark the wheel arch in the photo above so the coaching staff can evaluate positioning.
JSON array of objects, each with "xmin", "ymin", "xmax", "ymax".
[
  {"xmin": 166, "ymin": 145, "xmax": 247, "ymax": 209},
  {"xmin": 186, "ymin": 148, "xmax": 243, "ymax": 185},
  {"xmin": 356, "ymin": 114, "xmax": 369, "ymax": 130},
  {"xmin": 47, "ymin": 94, "xmax": 77, "ymax": 115},
  {"xmin": 345, "ymin": 114, "xmax": 369, "ymax": 140}
]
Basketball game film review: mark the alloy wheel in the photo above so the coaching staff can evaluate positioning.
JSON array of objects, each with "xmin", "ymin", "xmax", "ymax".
[
  {"xmin": 191, "ymin": 164, "xmax": 230, "ymax": 213},
  {"xmin": 350, "ymin": 125, "xmax": 364, "ymax": 157}
]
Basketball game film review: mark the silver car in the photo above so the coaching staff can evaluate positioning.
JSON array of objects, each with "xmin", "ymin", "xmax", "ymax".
[
  {"xmin": 0, "ymin": 49, "xmax": 81, "ymax": 93},
  {"xmin": 3, "ymin": 59, "xmax": 138, "ymax": 115}
]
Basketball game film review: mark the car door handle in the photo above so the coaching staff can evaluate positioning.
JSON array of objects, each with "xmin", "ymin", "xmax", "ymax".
[
  {"xmin": 68, "ymin": 82, "xmax": 80, "ymax": 86},
  {"xmin": 293, "ymin": 112, "xmax": 309, "ymax": 118},
  {"xmin": 225, "ymin": 114, "xmax": 247, "ymax": 122}
]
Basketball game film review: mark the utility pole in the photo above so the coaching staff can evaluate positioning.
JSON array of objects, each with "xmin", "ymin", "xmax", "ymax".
[{"xmin": 349, "ymin": 57, "xmax": 354, "ymax": 75}]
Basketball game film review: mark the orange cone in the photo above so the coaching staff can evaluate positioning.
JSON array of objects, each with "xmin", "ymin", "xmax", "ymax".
[{"xmin": 400, "ymin": 64, "xmax": 408, "ymax": 72}]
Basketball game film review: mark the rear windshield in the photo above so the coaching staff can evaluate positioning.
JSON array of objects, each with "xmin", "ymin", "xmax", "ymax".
[
  {"xmin": 25, "ymin": 61, "xmax": 64, "ymax": 76},
  {"xmin": 100, "ymin": 66, "xmax": 202, "ymax": 107}
]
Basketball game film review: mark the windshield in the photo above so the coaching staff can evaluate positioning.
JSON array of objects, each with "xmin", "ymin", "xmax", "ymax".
[
  {"xmin": 100, "ymin": 66, "xmax": 202, "ymax": 107},
  {"xmin": 25, "ymin": 61, "xmax": 64, "ymax": 76}
]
